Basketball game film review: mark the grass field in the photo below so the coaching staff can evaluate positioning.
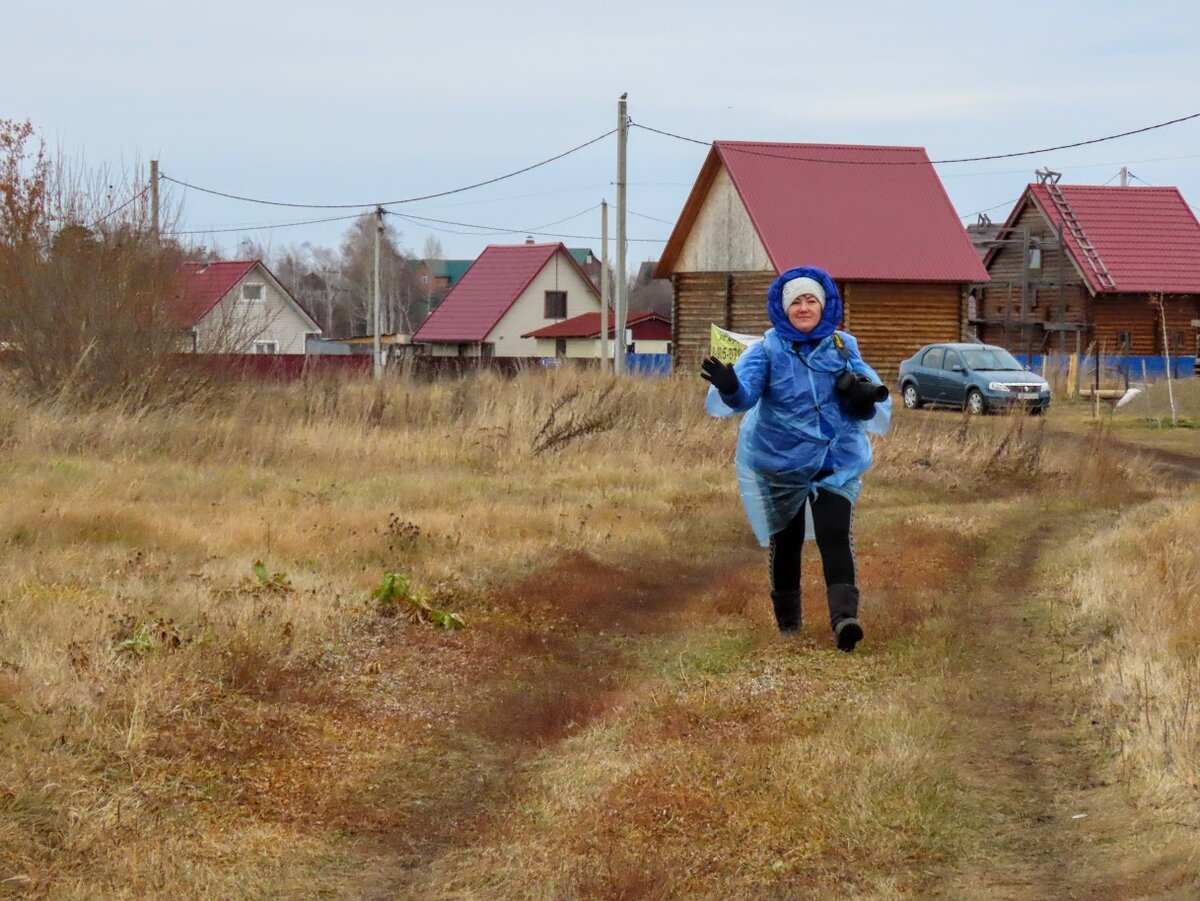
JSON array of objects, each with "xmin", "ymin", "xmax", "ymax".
[{"xmin": 0, "ymin": 370, "xmax": 1197, "ymax": 899}]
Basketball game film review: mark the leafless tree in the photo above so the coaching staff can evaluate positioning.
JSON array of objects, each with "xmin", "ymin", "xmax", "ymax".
[
  {"xmin": 339, "ymin": 214, "xmax": 423, "ymax": 336},
  {"xmin": 0, "ymin": 118, "xmax": 220, "ymax": 408}
]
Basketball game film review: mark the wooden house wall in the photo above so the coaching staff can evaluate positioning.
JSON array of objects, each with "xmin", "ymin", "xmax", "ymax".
[
  {"xmin": 1163, "ymin": 296, "xmax": 1200, "ymax": 355},
  {"xmin": 843, "ymin": 281, "xmax": 962, "ymax": 374},
  {"xmin": 672, "ymin": 272, "xmax": 774, "ymax": 374},
  {"xmin": 1092, "ymin": 295, "xmax": 1200, "ymax": 355},
  {"xmin": 672, "ymin": 273, "xmax": 964, "ymax": 375},
  {"xmin": 977, "ymin": 201, "xmax": 1090, "ymax": 350}
]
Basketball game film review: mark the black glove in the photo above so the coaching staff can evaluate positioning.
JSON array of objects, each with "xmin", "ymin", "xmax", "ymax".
[
  {"xmin": 835, "ymin": 371, "xmax": 888, "ymax": 418},
  {"xmin": 700, "ymin": 356, "xmax": 739, "ymax": 395}
]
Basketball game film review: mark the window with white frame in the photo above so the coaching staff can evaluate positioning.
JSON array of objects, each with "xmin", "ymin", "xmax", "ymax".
[
  {"xmin": 241, "ymin": 282, "xmax": 265, "ymax": 302},
  {"xmin": 252, "ymin": 341, "xmax": 278, "ymax": 354}
]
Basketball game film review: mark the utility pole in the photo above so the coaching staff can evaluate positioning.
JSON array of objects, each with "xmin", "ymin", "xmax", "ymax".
[
  {"xmin": 373, "ymin": 205, "xmax": 383, "ymax": 379},
  {"xmin": 1120, "ymin": 166, "xmax": 1129, "ymax": 187},
  {"xmin": 600, "ymin": 200, "xmax": 610, "ymax": 371},
  {"xmin": 615, "ymin": 93, "xmax": 628, "ymax": 375},
  {"xmin": 1158, "ymin": 294, "xmax": 1178, "ymax": 425},
  {"xmin": 150, "ymin": 159, "xmax": 159, "ymax": 245}
]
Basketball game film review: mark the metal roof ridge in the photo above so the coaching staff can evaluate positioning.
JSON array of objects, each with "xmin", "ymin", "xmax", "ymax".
[{"xmin": 715, "ymin": 139, "xmax": 927, "ymax": 152}]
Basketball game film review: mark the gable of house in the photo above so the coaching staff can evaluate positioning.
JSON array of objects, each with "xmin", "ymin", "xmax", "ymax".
[
  {"xmin": 175, "ymin": 261, "xmax": 320, "ymax": 354},
  {"xmin": 991, "ymin": 184, "xmax": 1200, "ymax": 296},
  {"xmin": 657, "ymin": 141, "xmax": 987, "ymax": 283},
  {"xmin": 413, "ymin": 243, "xmax": 600, "ymax": 356}
]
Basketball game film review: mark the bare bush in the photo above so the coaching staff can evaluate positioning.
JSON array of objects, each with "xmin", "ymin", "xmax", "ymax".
[{"xmin": 0, "ymin": 118, "xmax": 212, "ymax": 409}]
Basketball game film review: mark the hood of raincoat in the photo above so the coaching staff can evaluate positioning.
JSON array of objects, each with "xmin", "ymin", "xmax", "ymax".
[{"xmin": 767, "ymin": 266, "xmax": 843, "ymax": 343}]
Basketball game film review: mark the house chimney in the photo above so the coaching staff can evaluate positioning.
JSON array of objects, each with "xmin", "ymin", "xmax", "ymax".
[{"xmin": 525, "ymin": 235, "xmax": 535, "ymax": 244}]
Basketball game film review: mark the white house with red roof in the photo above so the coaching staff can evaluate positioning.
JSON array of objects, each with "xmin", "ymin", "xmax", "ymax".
[
  {"xmin": 979, "ymin": 181, "xmax": 1200, "ymax": 359},
  {"xmin": 412, "ymin": 242, "xmax": 601, "ymax": 357},
  {"xmin": 522, "ymin": 310, "xmax": 672, "ymax": 358},
  {"xmin": 170, "ymin": 260, "xmax": 321, "ymax": 354},
  {"xmin": 655, "ymin": 141, "xmax": 988, "ymax": 374}
]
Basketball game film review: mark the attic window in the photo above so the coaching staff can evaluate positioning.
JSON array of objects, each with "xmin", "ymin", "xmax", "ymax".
[
  {"xmin": 544, "ymin": 290, "xmax": 567, "ymax": 319},
  {"xmin": 1027, "ymin": 246, "xmax": 1042, "ymax": 270},
  {"xmin": 242, "ymin": 283, "xmax": 264, "ymax": 302}
]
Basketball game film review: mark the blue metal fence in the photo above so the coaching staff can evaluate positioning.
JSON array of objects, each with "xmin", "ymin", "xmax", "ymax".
[
  {"xmin": 1013, "ymin": 353, "xmax": 1196, "ymax": 381},
  {"xmin": 626, "ymin": 353, "xmax": 673, "ymax": 375}
]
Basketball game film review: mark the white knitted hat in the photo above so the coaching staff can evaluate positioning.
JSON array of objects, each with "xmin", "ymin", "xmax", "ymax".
[{"xmin": 782, "ymin": 276, "xmax": 826, "ymax": 310}]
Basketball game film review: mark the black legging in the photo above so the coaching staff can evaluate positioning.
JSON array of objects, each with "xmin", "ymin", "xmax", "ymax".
[{"xmin": 769, "ymin": 489, "xmax": 856, "ymax": 594}]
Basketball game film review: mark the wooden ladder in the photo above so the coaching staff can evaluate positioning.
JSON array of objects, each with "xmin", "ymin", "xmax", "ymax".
[{"xmin": 1044, "ymin": 182, "xmax": 1117, "ymax": 290}]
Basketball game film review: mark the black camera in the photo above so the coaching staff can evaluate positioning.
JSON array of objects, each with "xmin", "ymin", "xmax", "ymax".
[{"xmin": 834, "ymin": 371, "xmax": 889, "ymax": 414}]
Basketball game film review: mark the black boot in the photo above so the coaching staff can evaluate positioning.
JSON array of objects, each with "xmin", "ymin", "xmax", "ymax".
[
  {"xmin": 827, "ymin": 583, "xmax": 863, "ymax": 652},
  {"xmin": 770, "ymin": 590, "xmax": 801, "ymax": 634}
]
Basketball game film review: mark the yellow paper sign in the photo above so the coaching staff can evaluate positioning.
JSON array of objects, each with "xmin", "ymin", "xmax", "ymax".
[{"xmin": 710, "ymin": 324, "xmax": 760, "ymax": 365}]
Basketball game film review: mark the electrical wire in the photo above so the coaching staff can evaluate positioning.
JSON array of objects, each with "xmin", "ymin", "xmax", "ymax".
[
  {"xmin": 387, "ymin": 209, "xmax": 666, "ymax": 243},
  {"xmin": 87, "ymin": 186, "xmax": 150, "ymax": 230},
  {"xmin": 631, "ymin": 111, "xmax": 1200, "ymax": 166},
  {"xmin": 402, "ymin": 182, "xmax": 612, "ymax": 213},
  {"xmin": 167, "ymin": 212, "xmax": 366, "ymax": 236},
  {"xmin": 957, "ymin": 197, "xmax": 1022, "ymax": 221},
  {"xmin": 385, "ymin": 203, "xmax": 600, "ymax": 237},
  {"xmin": 628, "ymin": 209, "xmax": 676, "ymax": 225},
  {"xmin": 160, "ymin": 128, "xmax": 616, "ymax": 210}
]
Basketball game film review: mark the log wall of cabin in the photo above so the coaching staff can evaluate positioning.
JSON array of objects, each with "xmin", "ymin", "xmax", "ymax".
[
  {"xmin": 1092, "ymin": 294, "xmax": 1200, "ymax": 356},
  {"xmin": 843, "ymin": 281, "xmax": 963, "ymax": 375},
  {"xmin": 672, "ymin": 274, "xmax": 965, "ymax": 375}
]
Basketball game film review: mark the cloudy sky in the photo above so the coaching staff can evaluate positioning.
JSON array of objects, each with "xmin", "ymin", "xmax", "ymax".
[{"xmin": 5, "ymin": 0, "xmax": 1199, "ymax": 270}]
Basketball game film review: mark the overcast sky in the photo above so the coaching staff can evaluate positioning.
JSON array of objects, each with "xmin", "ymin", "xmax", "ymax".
[{"xmin": 6, "ymin": 0, "xmax": 1199, "ymax": 270}]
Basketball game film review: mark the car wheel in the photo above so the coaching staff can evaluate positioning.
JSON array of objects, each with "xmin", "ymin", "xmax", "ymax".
[
  {"xmin": 902, "ymin": 383, "xmax": 923, "ymax": 410},
  {"xmin": 1029, "ymin": 404, "xmax": 1045, "ymax": 416},
  {"xmin": 965, "ymin": 389, "xmax": 985, "ymax": 415}
]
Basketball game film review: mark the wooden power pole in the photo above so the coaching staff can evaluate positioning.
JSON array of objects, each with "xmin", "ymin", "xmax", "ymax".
[
  {"xmin": 150, "ymin": 159, "xmax": 159, "ymax": 245},
  {"xmin": 373, "ymin": 205, "xmax": 383, "ymax": 379},
  {"xmin": 615, "ymin": 94, "xmax": 628, "ymax": 375},
  {"xmin": 600, "ymin": 200, "xmax": 610, "ymax": 371}
]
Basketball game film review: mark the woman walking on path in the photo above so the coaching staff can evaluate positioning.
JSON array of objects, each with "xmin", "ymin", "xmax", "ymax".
[{"xmin": 701, "ymin": 266, "xmax": 891, "ymax": 652}]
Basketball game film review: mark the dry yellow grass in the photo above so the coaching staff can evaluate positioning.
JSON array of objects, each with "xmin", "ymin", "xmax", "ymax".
[
  {"xmin": 1068, "ymin": 493, "xmax": 1200, "ymax": 811},
  {"xmin": 0, "ymin": 368, "xmax": 1194, "ymax": 898}
]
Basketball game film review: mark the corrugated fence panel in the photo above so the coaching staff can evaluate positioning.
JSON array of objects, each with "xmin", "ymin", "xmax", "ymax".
[{"xmin": 844, "ymin": 281, "xmax": 962, "ymax": 374}]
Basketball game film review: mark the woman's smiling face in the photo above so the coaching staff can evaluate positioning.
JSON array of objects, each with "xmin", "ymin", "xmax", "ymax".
[{"xmin": 786, "ymin": 294, "xmax": 823, "ymax": 333}]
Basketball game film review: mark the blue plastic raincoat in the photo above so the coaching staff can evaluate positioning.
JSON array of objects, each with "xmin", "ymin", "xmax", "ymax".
[{"xmin": 706, "ymin": 266, "xmax": 892, "ymax": 546}]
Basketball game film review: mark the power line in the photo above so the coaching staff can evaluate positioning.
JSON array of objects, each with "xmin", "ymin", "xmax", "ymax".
[
  {"xmin": 403, "ymin": 182, "xmax": 612, "ymax": 213},
  {"xmin": 160, "ymin": 128, "xmax": 616, "ymax": 210},
  {"xmin": 629, "ymin": 209, "xmax": 676, "ymax": 225},
  {"xmin": 87, "ymin": 186, "xmax": 150, "ymax": 230},
  {"xmin": 387, "ymin": 209, "xmax": 666, "ymax": 243},
  {"xmin": 631, "ymin": 111, "xmax": 1200, "ymax": 166},
  {"xmin": 387, "ymin": 203, "xmax": 600, "ymax": 237},
  {"xmin": 168, "ymin": 212, "xmax": 365, "ymax": 236},
  {"xmin": 958, "ymin": 197, "xmax": 1021, "ymax": 221}
]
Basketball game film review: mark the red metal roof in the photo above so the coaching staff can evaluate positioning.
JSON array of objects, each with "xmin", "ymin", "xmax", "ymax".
[
  {"xmin": 1017, "ymin": 184, "xmax": 1200, "ymax": 294},
  {"xmin": 413, "ymin": 243, "xmax": 597, "ymax": 342},
  {"xmin": 657, "ymin": 142, "xmax": 988, "ymax": 283},
  {"xmin": 522, "ymin": 310, "xmax": 667, "ymax": 339},
  {"xmin": 170, "ymin": 260, "xmax": 258, "ymax": 327}
]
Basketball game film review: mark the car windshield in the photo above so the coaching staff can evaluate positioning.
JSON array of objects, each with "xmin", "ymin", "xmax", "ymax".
[{"xmin": 961, "ymin": 348, "xmax": 1024, "ymax": 371}]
